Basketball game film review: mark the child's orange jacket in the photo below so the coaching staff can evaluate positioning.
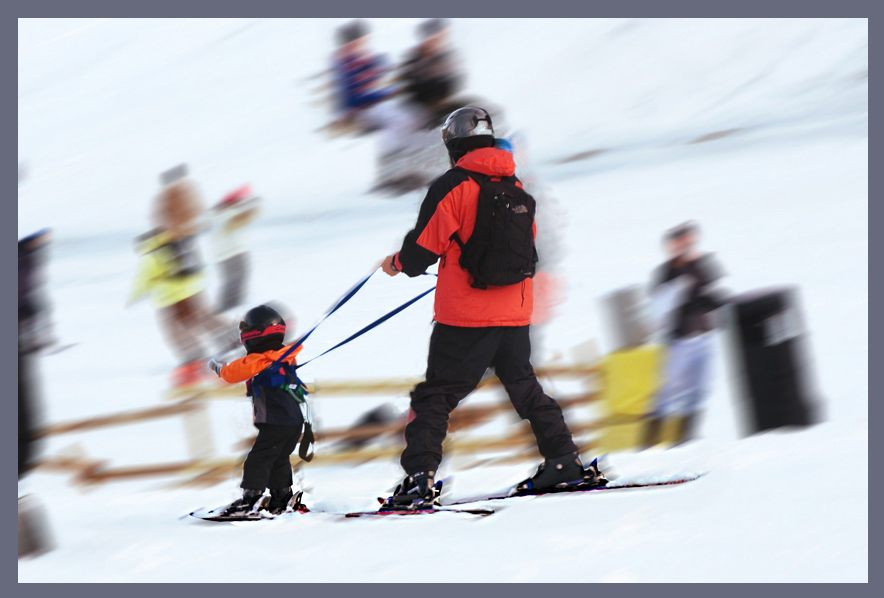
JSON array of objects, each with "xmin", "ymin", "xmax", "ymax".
[{"xmin": 220, "ymin": 344, "xmax": 305, "ymax": 426}]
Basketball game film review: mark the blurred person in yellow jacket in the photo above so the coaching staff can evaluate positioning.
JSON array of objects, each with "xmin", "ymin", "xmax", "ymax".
[{"xmin": 128, "ymin": 226, "xmax": 236, "ymax": 388}]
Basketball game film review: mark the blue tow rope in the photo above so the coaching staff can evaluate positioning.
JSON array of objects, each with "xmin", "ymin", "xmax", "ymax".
[{"xmin": 271, "ymin": 268, "xmax": 436, "ymax": 371}]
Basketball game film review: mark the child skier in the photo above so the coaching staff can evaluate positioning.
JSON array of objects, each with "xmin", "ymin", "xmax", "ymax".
[{"xmin": 206, "ymin": 305, "xmax": 312, "ymax": 516}]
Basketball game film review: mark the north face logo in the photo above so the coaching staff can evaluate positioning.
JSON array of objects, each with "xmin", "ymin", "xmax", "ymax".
[{"xmin": 511, "ymin": 205, "xmax": 528, "ymax": 214}]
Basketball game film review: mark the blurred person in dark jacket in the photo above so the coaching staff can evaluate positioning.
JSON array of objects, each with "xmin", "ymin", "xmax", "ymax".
[
  {"xmin": 331, "ymin": 20, "xmax": 438, "ymax": 193},
  {"xmin": 643, "ymin": 221, "xmax": 728, "ymax": 448},
  {"xmin": 398, "ymin": 19, "xmax": 464, "ymax": 125},
  {"xmin": 18, "ymin": 230, "xmax": 54, "ymax": 355},
  {"xmin": 18, "ymin": 231, "xmax": 56, "ymax": 558},
  {"xmin": 18, "ymin": 230, "xmax": 53, "ymax": 477}
]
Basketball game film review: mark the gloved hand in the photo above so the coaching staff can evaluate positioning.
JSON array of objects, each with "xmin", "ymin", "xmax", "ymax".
[
  {"xmin": 207, "ymin": 358, "xmax": 225, "ymax": 377},
  {"xmin": 381, "ymin": 253, "xmax": 400, "ymax": 277}
]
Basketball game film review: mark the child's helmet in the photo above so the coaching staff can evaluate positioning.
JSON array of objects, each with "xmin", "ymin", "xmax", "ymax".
[{"xmin": 239, "ymin": 305, "xmax": 286, "ymax": 352}]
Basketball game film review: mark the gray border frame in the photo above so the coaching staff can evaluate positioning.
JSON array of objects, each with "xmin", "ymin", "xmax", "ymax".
[{"xmin": 10, "ymin": 1, "xmax": 873, "ymax": 595}]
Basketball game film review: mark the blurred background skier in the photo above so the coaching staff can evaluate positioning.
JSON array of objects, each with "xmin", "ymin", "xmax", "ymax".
[
  {"xmin": 643, "ymin": 221, "xmax": 729, "ymax": 448},
  {"xmin": 128, "ymin": 165, "xmax": 237, "ymax": 389},
  {"xmin": 371, "ymin": 18, "xmax": 469, "ymax": 192},
  {"xmin": 18, "ymin": 229, "xmax": 55, "ymax": 558},
  {"xmin": 19, "ymin": 229, "xmax": 54, "ymax": 478},
  {"xmin": 209, "ymin": 184, "xmax": 261, "ymax": 314},
  {"xmin": 398, "ymin": 19, "xmax": 465, "ymax": 128},
  {"xmin": 328, "ymin": 20, "xmax": 437, "ymax": 194},
  {"xmin": 18, "ymin": 229, "xmax": 56, "ymax": 359}
]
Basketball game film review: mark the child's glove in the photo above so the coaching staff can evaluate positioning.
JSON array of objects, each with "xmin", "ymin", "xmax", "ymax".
[{"xmin": 207, "ymin": 358, "xmax": 225, "ymax": 377}]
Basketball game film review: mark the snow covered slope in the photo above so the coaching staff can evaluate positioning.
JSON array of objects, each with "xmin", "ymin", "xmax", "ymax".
[{"xmin": 17, "ymin": 18, "xmax": 867, "ymax": 582}]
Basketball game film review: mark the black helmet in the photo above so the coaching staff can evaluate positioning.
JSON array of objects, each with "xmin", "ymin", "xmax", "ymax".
[
  {"xmin": 441, "ymin": 107, "xmax": 495, "ymax": 164},
  {"xmin": 239, "ymin": 305, "xmax": 286, "ymax": 353},
  {"xmin": 337, "ymin": 20, "xmax": 369, "ymax": 46}
]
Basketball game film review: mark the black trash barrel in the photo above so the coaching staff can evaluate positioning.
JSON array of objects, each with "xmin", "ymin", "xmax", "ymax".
[{"xmin": 725, "ymin": 287, "xmax": 821, "ymax": 434}]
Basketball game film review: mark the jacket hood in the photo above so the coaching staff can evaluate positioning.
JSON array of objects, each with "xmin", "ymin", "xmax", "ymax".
[{"xmin": 455, "ymin": 147, "xmax": 516, "ymax": 177}]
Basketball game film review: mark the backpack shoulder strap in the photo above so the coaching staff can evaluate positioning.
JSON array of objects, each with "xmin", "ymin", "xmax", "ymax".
[
  {"xmin": 452, "ymin": 167, "xmax": 488, "ymax": 185},
  {"xmin": 449, "ymin": 168, "xmax": 482, "ymax": 249}
]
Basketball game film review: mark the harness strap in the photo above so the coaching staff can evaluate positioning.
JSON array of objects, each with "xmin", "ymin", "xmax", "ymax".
[
  {"xmin": 263, "ymin": 269, "xmax": 437, "ymax": 374},
  {"xmin": 296, "ymin": 281, "xmax": 436, "ymax": 369},
  {"xmin": 269, "ymin": 268, "xmax": 379, "ymax": 369}
]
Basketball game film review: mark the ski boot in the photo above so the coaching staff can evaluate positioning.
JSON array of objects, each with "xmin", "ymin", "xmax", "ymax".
[
  {"xmin": 219, "ymin": 488, "xmax": 265, "ymax": 517},
  {"xmin": 267, "ymin": 487, "xmax": 309, "ymax": 515},
  {"xmin": 267, "ymin": 487, "xmax": 293, "ymax": 515},
  {"xmin": 379, "ymin": 471, "xmax": 440, "ymax": 512},
  {"xmin": 514, "ymin": 452, "xmax": 608, "ymax": 494}
]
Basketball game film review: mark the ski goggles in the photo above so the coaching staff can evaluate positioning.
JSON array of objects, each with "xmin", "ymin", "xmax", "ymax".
[{"xmin": 239, "ymin": 324, "xmax": 286, "ymax": 343}]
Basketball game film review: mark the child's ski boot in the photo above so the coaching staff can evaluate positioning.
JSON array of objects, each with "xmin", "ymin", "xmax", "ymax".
[
  {"xmin": 267, "ymin": 488, "xmax": 309, "ymax": 515},
  {"xmin": 219, "ymin": 488, "xmax": 265, "ymax": 517}
]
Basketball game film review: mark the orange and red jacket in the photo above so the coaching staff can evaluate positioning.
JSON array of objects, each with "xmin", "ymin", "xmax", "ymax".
[
  {"xmin": 393, "ymin": 147, "xmax": 535, "ymax": 327},
  {"xmin": 219, "ymin": 344, "xmax": 305, "ymax": 426},
  {"xmin": 218, "ymin": 344, "xmax": 304, "ymax": 384}
]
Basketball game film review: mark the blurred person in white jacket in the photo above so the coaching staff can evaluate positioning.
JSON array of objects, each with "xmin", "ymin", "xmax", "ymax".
[{"xmin": 210, "ymin": 185, "xmax": 261, "ymax": 314}]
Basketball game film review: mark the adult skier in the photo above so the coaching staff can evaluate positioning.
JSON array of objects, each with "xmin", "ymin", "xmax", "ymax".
[{"xmin": 378, "ymin": 107, "xmax": 606, "ymax": 510}]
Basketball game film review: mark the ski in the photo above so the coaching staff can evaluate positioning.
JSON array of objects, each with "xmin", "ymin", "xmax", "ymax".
[
  {"xmin": 190, "ymin": 503, "xmax": 492, "ymax": 520},
  {"xmin": 189, "ymin": 492, "xmax": 309, "ymax": 522},
  {"xmin": 344, "ymin": 507, "xmax": 494, "ymax": 518},
  {"xmin": 445, "ymin": 474, "xmax": 705, "ymax": 507},
  {"xmin": 189, "ymin": 477, "xmax": 702, "ymax": 521},
  {"xmin": 344, "ymin": 478, "xmax": 495, "ymax": 517},
  {"xmin": 189, "ymin": 506, "xmax": 310, "ymax": 522}
]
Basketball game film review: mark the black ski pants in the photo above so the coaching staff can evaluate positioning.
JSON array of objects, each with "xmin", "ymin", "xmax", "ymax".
[
  {"xmin": 241, "ymin": 423, "xmax": 302, "ymax": 491},
  {"xmin": 400, "ymin": 323, "xmax": 578, "ymax": 475}
]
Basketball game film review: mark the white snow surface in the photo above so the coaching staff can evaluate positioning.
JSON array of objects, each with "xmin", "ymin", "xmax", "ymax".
[{"xmin": 18, "ymin": 18, "xmax": 867, "ymax": 582}]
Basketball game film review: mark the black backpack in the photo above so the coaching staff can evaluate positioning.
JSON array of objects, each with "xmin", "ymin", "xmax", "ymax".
[{"xmin": 451, "ymin": 168, "xmax": 539, "ymax": 290}]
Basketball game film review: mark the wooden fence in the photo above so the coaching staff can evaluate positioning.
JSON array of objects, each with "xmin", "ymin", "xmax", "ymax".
[{"xmin": 33, "ymin": 362, "xmax": 618, "ymax": 488}]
